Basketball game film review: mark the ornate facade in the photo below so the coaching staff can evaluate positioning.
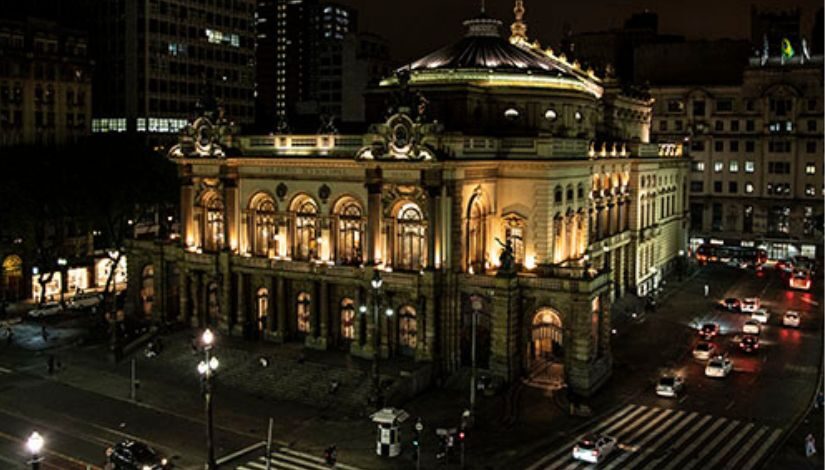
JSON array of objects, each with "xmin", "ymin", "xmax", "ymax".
[{"xmin": 127, "ymin": 10, "xmax": 688, "ymax": 396}]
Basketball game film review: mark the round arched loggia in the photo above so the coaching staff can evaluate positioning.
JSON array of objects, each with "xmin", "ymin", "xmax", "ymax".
[
  {"xmin": 545, "ymin": 108, "xmax": 558, "ymax": 121},
  {"xmin": 504, "ymin": 108, "xmax": 520, "ymax": 120}
]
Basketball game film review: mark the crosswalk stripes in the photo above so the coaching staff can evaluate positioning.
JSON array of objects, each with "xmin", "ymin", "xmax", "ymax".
[
  {"xmin": 235, "ymin": 447, "xmax": 364, "ymax": 470},
  {"xmin": 529, "ymin": 404, "xmax": 783, "ymax": 470}
]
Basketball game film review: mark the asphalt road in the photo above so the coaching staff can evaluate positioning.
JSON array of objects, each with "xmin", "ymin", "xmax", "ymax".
[
  {"xmin": 0, "ymin": 365, "xmax": 257, "ymax": 469},
  {"xmin": 525, "ymin": 264, "xmax": 823, "ymax": 469}
]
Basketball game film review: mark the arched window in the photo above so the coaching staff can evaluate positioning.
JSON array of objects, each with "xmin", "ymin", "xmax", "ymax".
[
  {"xmin": 398, "ymin": 305, "xmax": 417, "ymax": 352},
  {"xmin": 466, "ymin": 196, "xmax": 485, "ymax": 272},
  {"xmin": 292, "ymin": 196, "xmax": 318, "ymax": 261},
  {"xmin": 554, "ymin": 186, "xmax": 563, "ymax": 203},
  {"xmin": 296, "ymin": 292, "xmax": 311, "ymax": 333},
  {"xmin": 201, "ymin": 192, "xmax": 225, "ymax": 252},
  {"xmin": 256, "ymin": 288, "xmax": 269, "ymax": 332},
  {"xmin": 336, "ymin": 199, "xmax": 363, "ymax": 265},
  {"xmin": 396, "ymin": 202, "xmax": 426, "ymax": 271},
  {"xmin": 340, "ymin": 298, "xmax": 355, "ymax": 341},
  {"xmin": 566, "ymin": 185, "xmax": 574, "ymax": 202},
  {"xmin": 250, "ymin": 194, "xmax": 277, "ymax": 257},
  {"xmin": 141, "ymin": 265, "xmax": 154, "ymax": 317},
  {"xmin": 504, "ymin": 216, "xmax": 526, "ymax": 266}
]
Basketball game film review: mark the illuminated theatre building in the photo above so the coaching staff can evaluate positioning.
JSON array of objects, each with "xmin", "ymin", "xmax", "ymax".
[{"xmin": 128, "ymin": 7, "xmax": 688, "ymax": 395}]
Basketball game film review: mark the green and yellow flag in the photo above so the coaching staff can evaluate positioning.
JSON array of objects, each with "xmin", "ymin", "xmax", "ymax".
[{"xmin": 781, "ymin": 38, "xmax": 795, "ymax": 59}]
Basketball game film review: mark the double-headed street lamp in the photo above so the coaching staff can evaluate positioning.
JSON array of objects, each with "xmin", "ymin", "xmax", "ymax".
[
  {"xmin": 362, "ymin": 270, "xmax": 393, "ymax": 406},
  {"xmin": 26, "ymin": 431, "xmax": 44, "ymax": 470},
  {"xmin": 197, "ymin": 328, "xmax": 219, "ymax": 470}
]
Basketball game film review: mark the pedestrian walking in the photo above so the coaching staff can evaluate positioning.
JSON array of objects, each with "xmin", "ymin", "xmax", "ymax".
[
  {"xmin": 806, "ymin": 433, "xmax": 817, "ymax": 457},
  {"xmin": 703, "ymin": 284, "xmax": 709, "ymax": 297}
]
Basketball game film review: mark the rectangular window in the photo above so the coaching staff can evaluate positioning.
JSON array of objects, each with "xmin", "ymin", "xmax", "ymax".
[
  {"xmin": 746, "ymin": 100, "xmax": 755, "ymax": 111},
  {"xmin": 715, "ymin": 120, "xmax": 724, "ymax": 131},
  {"xmin": 745, "ymin": 182, "xmax": 754, "ymax": 194},
  {"xmin": 714, "ymin": 141, "xmax": 724, "ymax": 152},
  {"xmin": 767, "ymin": 183, "xmax": 773, "ymax": 195},
  {"xmin": 714, "ymin": 161, "xmax": 723, "ymax": 173},
  {"xmin": 691, "ymin": 140, "xmax": 705, "ymax": 152},
  {"xmin": 659, "ymin": 120, "xmax": 667, "ymax": 131},
  {"xmin": 716, "ymin": 99, "xmax": 733, "ymax": 112},
  {"xmin": 805, "ymin": 184, "xmax": 816, "ymax": 196},
  {"xmin": 731, "ymin": 120, "xmax": 740, "ymax": 132},
  {"xmin": 808, "ymin": 99, "xmax": 817, "ymax": 111},
  {"xmin": 674, "ymin": 120, "xmax": 683, "ymax": 131},
  {"xmin": 806, "ymin": 162, "xmax": 816, "ymax": 175},
  {"xmin": 667, "ymin": 99, "xmax": 684, "ymax": 113},
  {"xmin": 713, "ymin": 181, "xmax": 722, "ymax": 193},
  {"xmin": 745, "ymin": 141, "xmax": 755, "ymax": 153},
  {"xmin": 806, "ymin": 141, "xmax": 817, "ymax": 153},
  {"xmin": 729, "ymin": 140, "xmax": 739, "ymax": 152},
  {"xmin": 729, "ymin": 181, "xmax": 738, "ymax": 193},
  {"xmin": 690, "ymin": 181, "xmax": 704, "ymax": 192},
  {"xmin": 693, "ymin": 100, "xmax": 706, "ymax": 116},
  {"xmin": 729, "ymin": 161, "xmax": 739, "ymax": 173},
  {"xmin": 691, "ymin": 161, "xmax": 705, "ymax": 172},
  {"xmin": 746, "ymin": 120, "xmax": 754, "ymax": 132},
  {"xmin": 807, "ymin": 120, "xmax": 817, "ymax": 132}
]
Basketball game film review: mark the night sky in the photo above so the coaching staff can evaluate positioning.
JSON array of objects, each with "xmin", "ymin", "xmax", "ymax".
[{"xmin": 341, "ymin": 0, "xmax": 823, "ymax": 63}]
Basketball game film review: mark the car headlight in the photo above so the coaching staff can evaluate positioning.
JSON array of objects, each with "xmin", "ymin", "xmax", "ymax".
[{"xmin": 143, "ymin": 466, "xmax": 152, "ymax": 470}]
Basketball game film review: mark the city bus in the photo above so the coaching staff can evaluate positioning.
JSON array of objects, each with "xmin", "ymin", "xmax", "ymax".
[{"xmin": 695, "ymin": 244, "xmax": 767, "ymax": 266}]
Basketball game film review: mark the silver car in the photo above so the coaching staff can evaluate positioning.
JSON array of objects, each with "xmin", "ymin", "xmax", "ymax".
[{"xmin": 656, "ymin": 376, "xmax": 685, "ymax": 397}]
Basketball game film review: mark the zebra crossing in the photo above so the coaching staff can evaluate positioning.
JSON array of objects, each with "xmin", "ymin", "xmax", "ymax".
[
  {"xmin": 235, "ymin": 447, "xmax": 364, "ymax": 470},
  {"xmin": 526, "ymin": 403, "xmax": 783, "ymax": 470}
]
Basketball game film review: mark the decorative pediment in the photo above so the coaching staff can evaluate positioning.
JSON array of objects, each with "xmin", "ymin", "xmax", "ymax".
[
  {"xmin": 169, "ymin": 112, "xmax": 234, "ymax": 159},
  {"xmin": 356, "ymin": 113, "xmax": 441, "ymax": 162}
]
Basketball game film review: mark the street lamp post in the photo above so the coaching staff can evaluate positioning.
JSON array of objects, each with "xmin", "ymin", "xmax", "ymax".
[
  {"xmin": 367, "ymin": 270, "xmax": 394, "ymax": 407},
  {"xmin": 26, "ymin": 431, "xmax": 44, "ymax": 470},
  {"xmin": 469, "ymin": 295, "xmax": 483, "ymax": 412},
  {"xmin": 197, "ymin": 329, "xmax": 219, "ymax": 470}
]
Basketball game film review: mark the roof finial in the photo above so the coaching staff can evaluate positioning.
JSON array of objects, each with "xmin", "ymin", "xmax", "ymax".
[
  {"xmin": 481, "ymin": 0, "xmax": 485, "ymax": 14},
  {"xmin": 510, "ymin": 0, "xmax": 528, "ymax": 44}
]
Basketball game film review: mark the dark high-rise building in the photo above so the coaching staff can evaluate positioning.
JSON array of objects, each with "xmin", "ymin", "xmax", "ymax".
[
  {"xmin": 750, "ymin": 6, "xmax": 801, "ymax": 53},
  {"xmin": 813, "ymin": 8, "xmax": 823, "ymax": 55},
  {"xmin": 84, "ymin": 0, "xmax": 256, "ymax": 137},
  {"xmin": 256, "ymin": 0, "xmax": 389, "ymax": 131},
  {"xmin": 0, "ymin": 17, "xmax": 93, "ymax": 147}
]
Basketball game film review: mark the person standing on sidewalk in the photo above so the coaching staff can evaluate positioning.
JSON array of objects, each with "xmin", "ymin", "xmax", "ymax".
[{"xmin": 806, "ymin": 433, "xmax": 817, "ymax": 457}]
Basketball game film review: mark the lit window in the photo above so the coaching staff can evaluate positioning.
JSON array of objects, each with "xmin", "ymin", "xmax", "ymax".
[
  {"xmin": 745, "ymin": 161, "xmax": 755, "ymax": 173},
  {"xmin": 504, "ymin": 108, "xmax": 519, "ymax": 120},
  {"xmin": 729, "ymin": 161, "xmax": 738, "ymax": 173},
  {"xmin": 691, "ymin": 161, "xmax": 705, "ymax": 172},
  {"xmin": 806, "ymin": 163, "xmax": 816, "ymax": 175},
  {"xmin": 745, "ymin": 183, "xmax": 754, "ymax": 194},
  {"xmin": 544, "ymin": 109, "xmax": 557, "ymax": 121},
  {"xmin": 714, "ymin": 161, "xmax": 723, "ymax": 173},
  {"xmin": 806, "ymin": 185, "xmax": 816, "ymax": 196},
  {"xmin": 297, "ymin": 292, "xmax": 311, "ymax": 334},
  {"xmin": 574, "ymin": 111, "xmax": 583, "ymax": 121}
]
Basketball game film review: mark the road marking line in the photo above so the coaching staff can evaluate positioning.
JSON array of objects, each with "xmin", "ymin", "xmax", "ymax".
[
  {"xmin": 658, "ymin": 416, "xmax": 726, "ymax": 470},
  {"xmin": 622, "ymin": 411, "xmax": 700, "ymax": 469},
  {"xmin": 259, "ymin": 453, "xmax": 332, "ymax": 470},
  {"xmin": 722, "ymin": 426, "xmax": 768, "ymax": 470},
  {"xmin": 246, "ymin": 458, "xmax": 306, "ymax": 470},
  {"xmin": 278, "ymin": 447, "xmax": 363, "ymax": 470},
  {"xmin": 740, "ymin": 428, "xmax": 783, "ymax": 470},
  {"xmin": 542, "ymin": 406, "xmax": 651, "ymax": 470},
  {"xmin": 524, "ymin": 404, "xmax": 641, "ymax": 470},
  {"xmin": 603, "ymin": 410, "xmax": 684, "ymax": 469},
  {"xmin": 0, "ymin": 366, "xmax": 12, "ymax": 373},
  {"xmin": 708, "ymin": 422, "xmax": 755, "ymax": 468},
  {"xmin": 680, "ymin": 419, "xmax": 740, "ymax": 470},
  {"xmin": 216, "ymin": 441, "xmax": 266, "ymax": 465}
]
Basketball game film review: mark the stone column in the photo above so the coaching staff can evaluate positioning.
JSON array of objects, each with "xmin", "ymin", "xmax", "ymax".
[
  {"xmin": 365, "ymin": 168, "xmax": 383, "ymax": 265},
  {"xmin": 489, "ymin": 274, "xmax": 519, "ymax": 382},
  {"xmin": 181, "ymin": 174, "xmax": 195, "ymax": 247},
  {"xmin": 275, "ymin": 276, "xmax": 286, "ymax": 342},
  {"xmin": 267, "ymin": 276, "xmax": 276, "ymax": 337},
  {"xmin": 218, "ymin": 252, "xmax": 231, "ymax": 334},
  {"xmin": 422, "ymin": 169, "xmax": 443, "ymax": 269},
  {"xmin": 223, "ymin": 172, "xmax": 239, "ymax": 253},
  {"xmin": 233, "ymin": 272, "xmax": 245, "ymax": 337},
  {"xmin": 179, "ymin": 268, "xmax": 189, "ymax": 324},
  {"xmin": 319, "ymin": 279, "xmax": 329, "ymax": 345}
]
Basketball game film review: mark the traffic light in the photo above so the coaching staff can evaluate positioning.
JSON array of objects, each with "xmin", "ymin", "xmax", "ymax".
[{"xmin": 458, "ymin": 431, "xmax": 465, "ymax": 441}]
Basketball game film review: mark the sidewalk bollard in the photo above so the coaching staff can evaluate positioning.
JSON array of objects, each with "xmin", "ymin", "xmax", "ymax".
[{"xmin": 265, "ymin": 417, "xmax": 273, "ymax": 470}]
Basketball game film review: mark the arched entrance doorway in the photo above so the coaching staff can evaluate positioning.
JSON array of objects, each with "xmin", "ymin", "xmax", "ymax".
[
  {"xmin": 531, "ymin": 308, "xmax": 563, "ymax": 362},
  {"xmin": 2, "ymin": 255, "xmax": 23, "ymax": 302},
  {"xmin": 526, "ymin": 308, "xmax": 566, "ymax": 390}
]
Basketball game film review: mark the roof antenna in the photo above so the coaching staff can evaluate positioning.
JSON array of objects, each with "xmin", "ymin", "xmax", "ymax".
[{"xmin": 481, "ymin": 0, "xmax": 485, "ymax": 14}]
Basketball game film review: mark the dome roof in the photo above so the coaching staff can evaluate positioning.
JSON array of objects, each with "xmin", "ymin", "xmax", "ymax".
[{"xmin": 392, "ymin": 14, "xmax": 603, "ymax": 98}]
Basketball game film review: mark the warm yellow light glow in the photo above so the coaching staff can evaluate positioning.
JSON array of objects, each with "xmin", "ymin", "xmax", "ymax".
[{"xmin": 525, "ymin": 255, "xmax": 537, "ymax": 270}]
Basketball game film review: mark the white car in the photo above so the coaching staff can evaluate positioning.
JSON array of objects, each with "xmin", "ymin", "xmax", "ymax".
[
  {"xmin": 656, "ymin": 376, "xmax": 685, "ymax": 398},
  {"xmin": 751, "ymin": 308, "xmax": 770, "ymax": 324},
  {"xmin": 692, "ymin": 342, "xmax": 717, "ymax": 361},
  {"xmin": 741, "ymin": 298, "xmax": 760, "ymax": 313},
  {"xmin": 28, "ymin": 302, "xmax": 63, "ymax": 318},
  {"xmin": 68, "ymin": 293, "xmax": 102, "ymax": 309},
  {"xmin": 572, "ymin": 434, "xmax": 617, "ymax": 464},
  {"xmin": 743, "ymin": 320, "xmax": 762, "ymax": 335},
  {"xmin": 783, "ymin": 311, "xmax": 801, "ymax": 328},
  {"xmin": 705, "ymin": 356, "xmax": 733, "ymax": 378}
]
